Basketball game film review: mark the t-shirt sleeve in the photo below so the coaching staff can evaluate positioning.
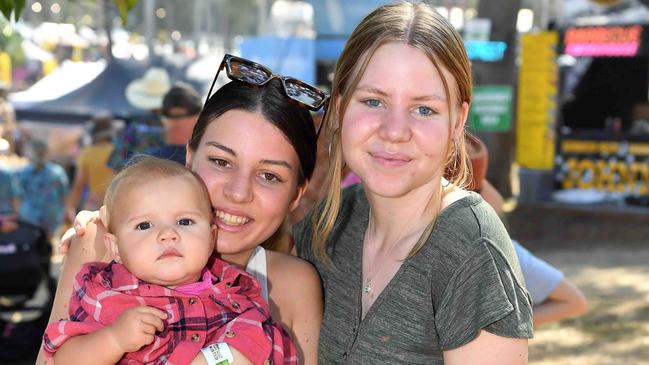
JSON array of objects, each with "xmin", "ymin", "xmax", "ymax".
[
  {"xmin": 513, "ymin": 239, "xmax": 564, "ymax": 304},
  {"xmin": 435, "ymin": 240, "xmax": 533, "ymax": 350}
]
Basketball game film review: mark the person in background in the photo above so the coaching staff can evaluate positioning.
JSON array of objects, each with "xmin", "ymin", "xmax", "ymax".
[
  {"xmin": 0, "ymin": 82, "xmax": 17, "ymax": 153},
  {"xmin": 293, "ymin": 2, "xmax": 532, "ymax": 363},
  {"xmin": 44, "ymin": 156, "xmax": 296, "ymax": 365},
  {"xmin": 0, "ymin": 166, "xmax": 20, "ymax": 233},
  {"xmin": 144, "ymin": 82, "xmax": 202, "ymax": 165},
  {"xmin": 108, "ymin": 67, "xmax": 171, "ymax": 171},
  {"xmin": 65, "ymin": 112, "xmax": 116, "ymax": 222},
  {"xmin": 466, "ymin": 134, "xmax": 588, "ymax": 327},
  {"xmin": 17, "ymin": 139, "xmax": 69, "ymax": 240}
]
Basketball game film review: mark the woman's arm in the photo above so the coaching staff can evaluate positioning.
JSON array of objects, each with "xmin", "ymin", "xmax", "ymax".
[
  {"xmin": 36, "ymin": 218, "xmax": 111, "ymax": 365},
  {"xmin": 285, "ymin": 263, "xmax": 322, "ymax": 365},
  {"xmin": 268, "ymin": 252, "xmax": 323, "ymax": 365},
  {"xmin": 443, "ymin": 330, "xmax": 528, "ymax": 365}
]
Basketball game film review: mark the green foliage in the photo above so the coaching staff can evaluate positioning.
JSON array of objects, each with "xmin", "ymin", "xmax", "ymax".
[
  {"xmin": 0, "ymin": 0, "xmax": 135, "ymax": 23},
  {"xmin": 115, "ymin": 0, "xmax": 137, "ymax": 24},
  {"xmin": 0, "ymin": 0, "xmax": 25, "ymax": 21}
]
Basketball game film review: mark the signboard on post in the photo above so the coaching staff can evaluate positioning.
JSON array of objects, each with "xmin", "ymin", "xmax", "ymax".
[{"xmin": 468, "ymin": 85, "xmax": 512, "ymax": 132}]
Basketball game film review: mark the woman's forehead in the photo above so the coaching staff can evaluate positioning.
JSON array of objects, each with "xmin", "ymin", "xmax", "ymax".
[
  {"xmin": 201, "ymin": 110, "xmax": 299, "ymax": 160},
  {"xmin": 356, "ymin": 43, "xmax": 457, "ymax": 101}
]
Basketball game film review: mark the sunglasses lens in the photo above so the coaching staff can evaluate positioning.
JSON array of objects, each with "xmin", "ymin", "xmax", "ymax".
[
  {"xmin": 284, "ymin": 80, "xmax": 326, "ymax": 109},
  {"xmin": 229, "ymin": 59, "xmax": 271, "ymax": 85}
]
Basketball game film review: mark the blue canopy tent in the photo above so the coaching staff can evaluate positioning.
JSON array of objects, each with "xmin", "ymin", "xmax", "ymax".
[{"xmin": 14, "ymin": 57, "xmax": 200, "ymax": 124}]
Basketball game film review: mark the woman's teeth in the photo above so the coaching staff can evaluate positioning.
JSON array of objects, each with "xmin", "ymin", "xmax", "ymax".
[{"xmin": 216, "ymin": 210, "xmax": 250, "ymax": 225}]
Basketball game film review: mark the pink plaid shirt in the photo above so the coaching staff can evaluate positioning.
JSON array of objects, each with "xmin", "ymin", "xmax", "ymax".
[{"xmin": 43, "ymin": 257, "xmax": 298, "ymax": 365}]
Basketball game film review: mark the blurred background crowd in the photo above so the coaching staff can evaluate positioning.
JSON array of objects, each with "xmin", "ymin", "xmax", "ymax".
[{"xmin": 2, "ymin": 0, "xmax": 649, "ymax": 364}]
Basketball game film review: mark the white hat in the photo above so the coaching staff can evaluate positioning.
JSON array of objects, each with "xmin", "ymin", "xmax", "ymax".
[{"xmin": 125, "ymin": 67, "xmax": 171, "ymax": 110}]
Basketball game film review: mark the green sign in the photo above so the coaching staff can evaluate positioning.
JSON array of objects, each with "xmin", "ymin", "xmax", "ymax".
[{"xmin": 468, "ymin": 85, "xmax": 512, "ymax": 132}]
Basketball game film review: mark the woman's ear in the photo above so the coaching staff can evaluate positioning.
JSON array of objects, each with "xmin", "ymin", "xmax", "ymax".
[
  {"xmin": 289, "ymin": 182, "xmax": 309, "ymax": 212},
  {"xmin": 454, "ymin": 101, "xmax": 469, "ymax": 140}
]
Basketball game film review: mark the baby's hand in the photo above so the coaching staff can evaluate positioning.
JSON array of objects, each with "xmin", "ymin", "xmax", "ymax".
[
  {"xmin": 107, "ymin": 306, "xmax": 167, "ymax": 353},
  {"xmin": 58, "ymin": 210, "xmax": 100, "ymax": 254}
]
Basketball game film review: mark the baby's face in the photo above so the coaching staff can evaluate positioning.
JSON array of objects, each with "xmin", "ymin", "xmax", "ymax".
[{"xmin": 110, "ymin": 176, "xmax": 216, "ymax": 287}]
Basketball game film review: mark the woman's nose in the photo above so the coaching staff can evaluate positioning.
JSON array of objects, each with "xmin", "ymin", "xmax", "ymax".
[
  {"xmin": 377, "ymin": 108, "xmax": 412, "ymax": 143},
  {"xmin": 158, "ymin": 226, "xmax": 179, "ymax": 243},
  {"xmin": 223, "ymin": 173, "xmax": 254, "ymax": 203}
]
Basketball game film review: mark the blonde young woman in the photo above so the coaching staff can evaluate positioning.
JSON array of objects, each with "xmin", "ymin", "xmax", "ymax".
[{"xmin": 293, "ymin": 2, "xmax": 533, "ymax": 364}]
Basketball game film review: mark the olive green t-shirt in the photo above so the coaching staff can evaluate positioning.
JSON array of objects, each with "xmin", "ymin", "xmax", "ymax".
[{"xmin": 294, "ymin": 185, "xmax": 533, "ymax": 364}]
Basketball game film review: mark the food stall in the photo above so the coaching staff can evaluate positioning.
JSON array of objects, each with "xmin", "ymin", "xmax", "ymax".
[{"xmin": 553, "ymin": 23, "xmax": 649, "ymax": 205}]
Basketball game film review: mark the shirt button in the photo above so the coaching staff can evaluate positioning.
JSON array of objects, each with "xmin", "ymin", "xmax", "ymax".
[
  {"xmin": 225, "ymin": 330, "xmax": 235, "ymax": 338},
  {"xmin": 225, "ymin": 282, "xmax": 232, "ymax": 288},
  {"xmin": 191, "ymin": 333, "xmax": 200, "ymax": 342},
  {"xmin": 263, "ymin": 360, "xmax": 271, "ymax": 365},
  {"xmin": 342, "ymin": 352, "xmax": 348, "ymax": 359},
  {"xmin": 189, "ymin": 298, "xmax": 196, "ymax": 305},
  {"xmin": 231, "ymin": 301, "xmax": 240, "ymax": 309}
]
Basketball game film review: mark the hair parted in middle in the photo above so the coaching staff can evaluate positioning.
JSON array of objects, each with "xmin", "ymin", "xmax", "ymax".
[{"xmin": 312, "ymin": 1, "xmax": 474, "ymax": 262}]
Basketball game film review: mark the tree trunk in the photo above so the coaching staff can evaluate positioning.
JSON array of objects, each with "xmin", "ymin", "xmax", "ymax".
[{"xmin": 472, "ymin": 0, "xmax": 521, "ymax": 198}]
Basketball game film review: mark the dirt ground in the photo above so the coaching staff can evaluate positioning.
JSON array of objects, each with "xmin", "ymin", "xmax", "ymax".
[{"xmin": 528, "ymin": 245, "xmax": 649, "ymax": 365}]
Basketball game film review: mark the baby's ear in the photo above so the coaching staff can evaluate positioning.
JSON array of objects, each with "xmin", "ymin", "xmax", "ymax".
[
  {"xmin": 98, "ymin": 205, "xmax": 109, "ymax": 229},
  {"xmin": 99, "ymin": 206, "xmax": 121, "ymax": 262},
  {"xmin": 104, "ymin": 232, "xmax": 121, "ymax": 263}
]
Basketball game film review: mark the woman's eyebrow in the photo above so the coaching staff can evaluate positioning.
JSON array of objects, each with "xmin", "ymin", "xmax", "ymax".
[
  {"xmin": 205, "ymin": 141, "xmax": 235, "ymax": 155},
  {"xmin": 260, "ymin": 159, "xmax": 293, "ymax": 170}
]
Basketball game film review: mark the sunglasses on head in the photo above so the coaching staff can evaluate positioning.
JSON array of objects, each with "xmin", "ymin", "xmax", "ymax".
[{"xmin": 204, "ymin": 54, "xmax": 330, "ymax": 136}]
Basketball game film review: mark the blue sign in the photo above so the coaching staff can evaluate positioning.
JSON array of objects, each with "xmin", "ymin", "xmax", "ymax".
[
  {"xmin": 464, "ymin": 41, "xmax": 507, "ymax": 62},
  {"xmin": 240, "ymin": 36, "xmax": 316, "ymax": 85}
]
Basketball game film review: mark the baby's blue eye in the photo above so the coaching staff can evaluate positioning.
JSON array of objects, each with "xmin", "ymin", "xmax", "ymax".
[
  {"xmin": 178, "ymin": 218, "xmax": 194, "ymax": 226},
  {"xmin": 136, "ymin": 222, "xmax": 151, "ymax": 230}
]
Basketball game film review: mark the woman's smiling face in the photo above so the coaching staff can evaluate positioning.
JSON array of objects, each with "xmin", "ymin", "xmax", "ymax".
[{"xmin": 186, "ymin": 109, "xmax": 306, "ymax": 263}]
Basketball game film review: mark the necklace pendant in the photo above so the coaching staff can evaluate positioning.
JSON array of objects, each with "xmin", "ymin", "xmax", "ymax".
[{"xmin": 363, "ymin": 279, "xmax": 372, "ymax": 294}]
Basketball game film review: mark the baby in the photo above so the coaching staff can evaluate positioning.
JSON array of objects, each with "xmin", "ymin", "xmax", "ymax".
[{"xmin": 43, "ymin": 156, "xmax": 296, "ymax": 365}]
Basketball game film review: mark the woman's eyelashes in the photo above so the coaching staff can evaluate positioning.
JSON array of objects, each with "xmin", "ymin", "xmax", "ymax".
[
  {"xmin": 259, "ymin": 171, "xmax": 283, "ymax": 184},
  {"xmin": 413, "ymin": 105, "xmax": 438, "ymax": 118},
  {"xmin": 363, "ymin": 98, "xmax": 383, "ymax": 108},
  {"xmin": 208, "ymin": 157, "xmax": 231, "ymax": 168},
  {"xmin": 360, "ymin": 97, "xmax": 439, "ymax": 118}
]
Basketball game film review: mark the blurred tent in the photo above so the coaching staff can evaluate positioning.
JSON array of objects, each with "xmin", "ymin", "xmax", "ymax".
[
  {"xmin": 13, "ymin": 57, "xmax": 201, "ymax": 124},
  {"xmin": 10, "ymin": 60, "xmax": 106, "ymax": 106}
]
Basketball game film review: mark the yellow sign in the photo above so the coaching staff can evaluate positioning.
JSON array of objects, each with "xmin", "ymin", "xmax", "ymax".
[
  {"xmin": 561, "ymin": 158, "xmax": 649, "ymax": 194},
  {"xmin": 516, "ymin": 32, "xmax": 558, "ymax": 170},
  {"xmin": 0, "ymin": 53, "xmax": 11, "ymax": 87}
]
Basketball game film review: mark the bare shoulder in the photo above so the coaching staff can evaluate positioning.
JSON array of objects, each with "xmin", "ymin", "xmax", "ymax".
[{"xmin": 266, "ymin": 250, "xmax": 322, "ymax": 289}]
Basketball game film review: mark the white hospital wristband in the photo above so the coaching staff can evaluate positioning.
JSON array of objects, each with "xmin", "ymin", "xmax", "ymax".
[{"xmin": 201, "ymin": 342, "xmax": 234, "ymax": 365}]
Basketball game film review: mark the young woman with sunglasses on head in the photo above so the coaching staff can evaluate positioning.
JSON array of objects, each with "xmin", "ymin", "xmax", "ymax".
[
  {"xmin": 293, "ymin": 2, "xmax": 533, "ymax": 364},
  {"xmin": 38, "ymin": 58, "xmax": 326, "ymax": 365}
]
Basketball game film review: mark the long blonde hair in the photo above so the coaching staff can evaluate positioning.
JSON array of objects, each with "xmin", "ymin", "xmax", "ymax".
[{"xmin": 312, "ymin": 1, "xmax": 473, "ymax": 262}]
